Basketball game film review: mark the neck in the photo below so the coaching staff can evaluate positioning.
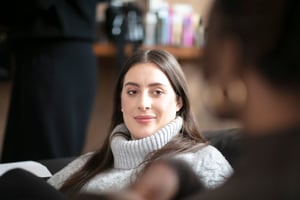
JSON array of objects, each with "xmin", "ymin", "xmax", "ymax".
[
  {"xmin": 242, "ymin": 71, "xmax": 300, "ymax": 135},
  {"xmin": 110, "ymin": 117, "xmax": 183, "ymax": 169}
]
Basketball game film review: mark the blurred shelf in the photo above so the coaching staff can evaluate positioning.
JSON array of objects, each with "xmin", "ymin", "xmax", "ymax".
[{"xmin": 93, "ymin": 43, "xmax": 203, "ymax": 61}]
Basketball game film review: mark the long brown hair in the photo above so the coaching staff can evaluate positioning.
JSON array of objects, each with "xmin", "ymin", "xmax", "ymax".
[{"xmin": 60, "ymin": 49, "xmax": 206, "ymax": 196}]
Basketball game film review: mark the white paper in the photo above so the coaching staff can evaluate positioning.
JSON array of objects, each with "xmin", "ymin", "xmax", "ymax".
[{"xmin": 0, "ymin": 161, "xmax": 52, "ymax": 178}]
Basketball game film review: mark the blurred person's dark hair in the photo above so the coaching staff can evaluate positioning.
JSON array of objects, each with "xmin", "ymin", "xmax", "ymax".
[{"xmin": 205, "ymin": 0, "xmax": 300, "ymax": 91}]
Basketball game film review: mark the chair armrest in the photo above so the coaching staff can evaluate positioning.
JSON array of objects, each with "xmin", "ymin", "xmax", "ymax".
[{"xmin": 39, "ymin": 157, "xmax": 75, "ymax": 175}]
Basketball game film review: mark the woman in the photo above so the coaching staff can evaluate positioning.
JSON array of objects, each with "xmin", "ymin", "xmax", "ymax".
[
  {"xmin": 182, "ymin": 0, "xmax": 300, "ymax": 199},
  {"xmin": 47, "ymin": 49, "xmax": 232, "ymax": 197}
]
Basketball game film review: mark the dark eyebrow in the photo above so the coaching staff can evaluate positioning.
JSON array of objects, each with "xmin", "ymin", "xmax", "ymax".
[
  {"xmin": 124, "ymin": 82, "xmax": 167, "ymax": 87},
  {"xmin": 148, "ymin": 83, "xmax": 167, "ymax": 87},
  {"xmin": 124, "ymin": 82, "xmax": 139, "ymax": 87}
]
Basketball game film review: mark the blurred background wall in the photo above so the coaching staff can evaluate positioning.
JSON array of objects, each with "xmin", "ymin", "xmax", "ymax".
[{"xmin": 0, "ymin": 0, "xmax": 238, "ymax": 157}]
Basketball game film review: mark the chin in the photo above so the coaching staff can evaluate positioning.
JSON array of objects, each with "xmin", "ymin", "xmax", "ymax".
[{"xmin": 134, "ymin": 130, "xmax": 156, "ymax": 139}]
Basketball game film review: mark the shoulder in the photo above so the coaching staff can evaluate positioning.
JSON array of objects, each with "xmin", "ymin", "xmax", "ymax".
[
  {"xmin": 178, "ymin": 145, "xmax": 230, "ymax": 165},
  {"xmin": 177, "ymin": 145, "xmax": 233, "ymax": 188},
  {"xmin": 194, "ymin": 145, "xmax": 233, "ymax": 176},
  {"xmin": 195, "ymin": 144, "xmax": 228, "ymax": 161},
  {"xmin": 47, "ymin": 152, "xmax": 94, "ymax": 189}
]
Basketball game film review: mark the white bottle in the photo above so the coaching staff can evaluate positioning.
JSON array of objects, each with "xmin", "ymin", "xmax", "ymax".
[
  {"xmin": 144, "ymin": 11, "xmax": 157, "ymax": 46},
  {"xmin": 197, "ymin": 18, "xmax": 205, "ymax": 47}
]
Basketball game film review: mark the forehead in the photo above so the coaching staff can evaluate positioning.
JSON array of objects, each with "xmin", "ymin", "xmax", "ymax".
[{"xmin": 123, "ymin": 63, "xmax": 172, "ymax": 86}]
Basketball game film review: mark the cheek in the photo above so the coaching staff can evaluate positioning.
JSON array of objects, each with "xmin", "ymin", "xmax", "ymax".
[
  {"xmin": 121, "ymin": 94, "xmax": 133, "ymax": 112},
  {"xmin": 158, "ymin": 98, "xmax": 179, "ymax": 114}
]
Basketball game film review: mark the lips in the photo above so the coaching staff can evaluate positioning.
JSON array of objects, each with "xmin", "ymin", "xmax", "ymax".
[{"xmin": 134, "ymin": 115, "xmax": 156, "ymax": 123}]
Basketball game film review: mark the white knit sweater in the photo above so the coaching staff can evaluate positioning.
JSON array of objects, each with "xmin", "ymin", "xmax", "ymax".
[{"xmin": 47, "ymin": 117, "xmax": 233, "ymax": 193}]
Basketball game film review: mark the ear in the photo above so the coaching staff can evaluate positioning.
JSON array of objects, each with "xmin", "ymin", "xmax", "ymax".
[
  {"xmin": 176, "ymin": 97, "xmax": 183, "ymax": 112},
  {"xmin": 219, "ymin": 37, "xmax": 244, "ymax": 81}
]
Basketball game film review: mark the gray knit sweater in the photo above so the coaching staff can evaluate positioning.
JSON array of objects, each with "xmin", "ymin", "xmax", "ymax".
[{"xmin": 47, "ymin": 117, "xmax": 233, "ymax": 193}]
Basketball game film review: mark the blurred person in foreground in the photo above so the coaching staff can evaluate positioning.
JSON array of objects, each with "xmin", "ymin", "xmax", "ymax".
[{"xmin": 183, "ymin": 0, "xmax": 300, "ymax": 199}]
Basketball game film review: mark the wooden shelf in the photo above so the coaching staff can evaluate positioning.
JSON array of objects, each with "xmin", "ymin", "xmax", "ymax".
[{"xmin": 93, "ymin": 43, "xmax": 203, "ymax": 61}]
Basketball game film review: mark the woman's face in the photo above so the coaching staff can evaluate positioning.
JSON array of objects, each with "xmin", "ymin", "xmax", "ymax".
[{"xmin": 121, "ymin": 63, "xmax": 182, "ymax": 139}]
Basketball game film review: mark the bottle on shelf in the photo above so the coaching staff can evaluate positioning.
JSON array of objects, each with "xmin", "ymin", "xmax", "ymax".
[{"xmin": 144, "ymin": 11, "xmax": 157, "ymax": 46}]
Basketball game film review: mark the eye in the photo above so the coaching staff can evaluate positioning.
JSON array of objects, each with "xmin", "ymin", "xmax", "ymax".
[
  {"xmin": 153, "ymin": 90, "xmax": 164, "ymax": 96},
  {"xmin": 127, "ymin": 90, "xmax": 137, "ymax": 95}
]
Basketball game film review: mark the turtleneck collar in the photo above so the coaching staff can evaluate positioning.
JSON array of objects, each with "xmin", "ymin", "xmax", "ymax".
[{"xmin": 110, "ymin": 116, "xmax": 183, "ymax": 169}]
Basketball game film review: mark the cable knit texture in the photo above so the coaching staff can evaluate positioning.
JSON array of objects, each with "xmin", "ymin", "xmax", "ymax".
[{"xmin": 48, "ymin": 117, "xmax": 233, "ymax": 193}]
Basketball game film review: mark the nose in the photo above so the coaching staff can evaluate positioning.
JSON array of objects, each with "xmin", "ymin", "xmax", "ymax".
[{"xmin": 138, "ymin": 93, "xmax": 151, "ymax": 110}]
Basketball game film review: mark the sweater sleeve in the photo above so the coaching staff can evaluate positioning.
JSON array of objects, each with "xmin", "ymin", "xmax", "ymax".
[
  {"xmin": 177, "ymin": 145, "xmax": 233, "ymax": 189},
  {"xmin": 47, "ymin": 152, "xmax": 93, "ymax": 189}
]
